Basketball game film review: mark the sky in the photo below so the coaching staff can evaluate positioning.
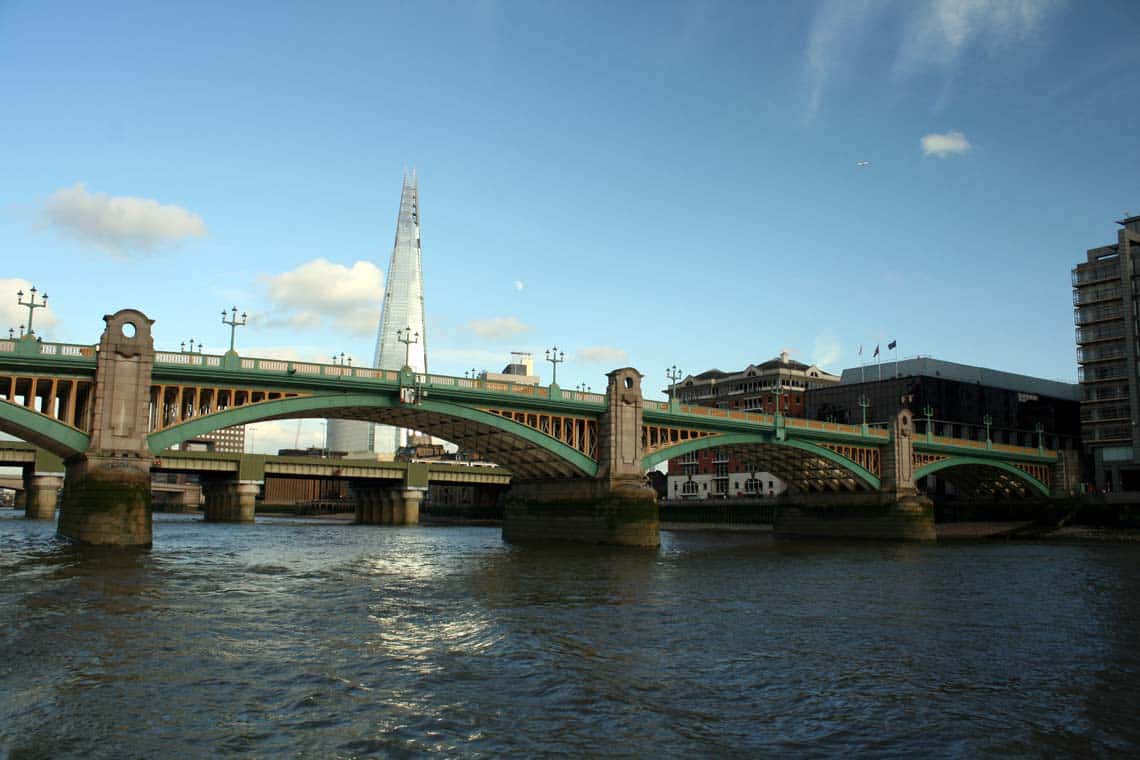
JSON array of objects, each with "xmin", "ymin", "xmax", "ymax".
[{"xmin": 2, "ymin": 0, "xmax": 1139, "ymax": 453}]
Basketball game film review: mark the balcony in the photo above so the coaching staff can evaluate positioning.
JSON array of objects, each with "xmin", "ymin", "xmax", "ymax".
[
  {"xmin": 1079, "ymin": 363, "xmax": 1129, "ymax": 383},
  {"xmin": 1076, "ymin": 324, "xmax": 1126, "ymax": 344},
  {"xmin": 1077, "ymin": 343, "xmax": 1126, "ymax": 363},
  {"xmin": 1072, "ymin": 264, "xmax": 1120, "ymax": 287},
  {"xmin": 1074, "ymin": 304, "xmax": 1124, "ymax": 325},
  {"xmin": 1073, "ymin": 286, "xmax": 1122, "ymax": 306}
]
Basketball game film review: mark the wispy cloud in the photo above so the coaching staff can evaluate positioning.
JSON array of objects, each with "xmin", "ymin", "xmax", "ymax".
[
  {"xmin": 811, "ymin": 332, "xmax": 841, "ymax": 369},
  {"xmin": 257, "ymin": 258, "xmax": 382, "ymax": 336},
  {"xmin": 804, "ymin": 0, "xmax": 1064, "ymax": 118},
  {"xmin": 0, "ymin": 278, "xmax": 60, "ymax": 337},
  {"xmin": 464, "ymin": 316, "xmax": 531, "ymax": 340},
  {"xmin": 576, "ymin": 346, "xmax": 629, "ymax": 364},
  {"xmin": 896, "ymin": 0, "xmax": 1063, "ymax": 74},
  {"xmin": 41, "ymin": 182, "xmax": 207, "ymax": 256},
  {"xmin": 513, "ymin": 280, "xmax": 524, "ymax": 292},
  {"xmin": 921, "ymin": 131, "xmax": 971, "ymax": 157}
]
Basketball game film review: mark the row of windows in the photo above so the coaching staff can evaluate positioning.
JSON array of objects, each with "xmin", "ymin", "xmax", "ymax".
[{"xmin": 676, "ymin": 479, "xmax": 776, "ymax": 494}]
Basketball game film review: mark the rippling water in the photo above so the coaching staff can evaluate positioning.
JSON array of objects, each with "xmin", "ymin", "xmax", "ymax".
[{"xmin": 2, "ymin": 512, "xmax": 1139, "ymax": 757}]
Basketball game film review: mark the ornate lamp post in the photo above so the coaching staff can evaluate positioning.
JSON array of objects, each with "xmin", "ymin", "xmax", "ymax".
[
  {"xmin": 332, "ymin": 352, "xmax": 352, "ymax": 366},
  {"xmin": 16, "ymin": 286, "xmax": 48, "ymax": 338},
  {"xmin": 667, "ymin": 365, "xmax": 683, "ymax": 408},
  {"xmin": 1035, "ymin": 422, "xmax": 1045, "ymax": 454},
  {"xmin": 858, "ymin": 394, "xmax": 870, "ymax": 434},
  {"xmin": 923, "ymin": 404, "xmax": 935, "ymax": 442},
  {"xmin": 983, "ymin": 413, "xmax": 993, "ymax": 450},
  {"xmin": 397, "ymin": 327, "xmax": 419, "ymax": 369},
  {"xmin": 181, "ymin": 338, "xmax": 202, "ymax": 354},
  {"xmin": 221, "ymin": 306, "xmax": 247, "ymax": 353},
  {"xmin": 545, "ymin": 346, "xmax": 564, "ymax": 387},
  {"xmin": 576, "ymin": 382, "xmax": 591, "ymax": 393}
]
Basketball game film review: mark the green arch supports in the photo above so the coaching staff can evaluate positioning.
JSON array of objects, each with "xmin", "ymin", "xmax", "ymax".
[
  {"xmin": 913, "ymin": 456, "xmax": 1050, "ymax": 496},
  {"xmin": 147, "ymin": 392, "xmax": 599, "ymax": 477},
  {"xmin": 641, "ymin": 432, "xmax": 882, "ymax": 490},
  {"xmin": 0, "ymin": 401, "xmax": 90, "ymax": 459}
]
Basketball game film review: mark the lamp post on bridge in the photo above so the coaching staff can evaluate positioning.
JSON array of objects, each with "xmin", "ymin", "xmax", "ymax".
[
  {"xmin": 1035, "ymin": 422, "xmax": 1045, "ymax": 454},
  {"xmin": 221, "ymin": 307, "xmax": 247, "ymax": 354},
  {"xmin": 397, "ymin": 327, "xmax": 419, "ymax": 370},
  {"xmin": 545, "ymin": 346, "xmax": 564, "ymax": 388},
  {"xmin": 858, "ymin": 395, "xmax": 870, "ymax": 435},
  {"xmin": 16, "ymin": 286, "xmax": 48, "ymax": 339},
  {"xmin": 667, "ymin": 365, "xmax": 683, "ymax": 410},
  {"xmin": 923, "ymin": 404, "xmax": 935, "ymax": 443},
  {"xmin": 332, "ymin": 352, "xmax": 352, "ymax": 366},
  {"xmin": 180, "ymin": 338, "xmax": 202, "ymax": 354},
  {"xmin": 983, "ymin": 413, "xmax": 993, "ymax": 450}
]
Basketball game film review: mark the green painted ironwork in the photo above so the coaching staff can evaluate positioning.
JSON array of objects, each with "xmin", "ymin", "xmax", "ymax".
[
  {"xmin": 0, "ymin": 401, "xmax": 90, "ymax": 458},
  {"xmin": 912, "ymin": 456, "xmax": 1049, "ymax": 496},
  {"xmin": 146, "ymin": 392, "xmax": 599, "ymax": 477},
  {"xmin": 640, "ymin": 431, "xmax": 882, "ymax": 490}
]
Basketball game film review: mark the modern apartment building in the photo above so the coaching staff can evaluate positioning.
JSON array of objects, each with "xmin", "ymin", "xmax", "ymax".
[{"xmin": 1073, "ymin": 214, "xmax": 1140, "ymax": 491}]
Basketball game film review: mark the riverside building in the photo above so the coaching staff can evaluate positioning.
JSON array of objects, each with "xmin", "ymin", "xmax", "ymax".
[
  {"xmin": 1073, "ymin": 214, "xmax": 1140, "ymax": 492},
  {"xmin": 665, "ymin": 353, "xmax": 839, "ymax": 499}
]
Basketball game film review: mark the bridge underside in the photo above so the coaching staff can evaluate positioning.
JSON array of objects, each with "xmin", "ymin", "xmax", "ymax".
[
  {"xmin": 921, "ymin": 463, "xmax": 1045, "ymax": 499},
  {"xmin": 247, "ymin": 406, "xmax": 587, "ymax": 480},
  {"xmin": 687, "ymin": 442, "xmax": 877, "ymax": 493}
]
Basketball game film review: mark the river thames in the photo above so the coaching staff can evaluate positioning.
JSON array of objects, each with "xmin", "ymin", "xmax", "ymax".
[{"xmin": 2, "ymin": 512, "xmax": 1139, "ymax": 757}]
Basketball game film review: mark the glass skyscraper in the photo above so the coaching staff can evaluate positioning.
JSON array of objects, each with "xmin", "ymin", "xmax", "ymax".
[{"xmin": 327, "ymin": 172, "xmax": 427, "ymax": 454}]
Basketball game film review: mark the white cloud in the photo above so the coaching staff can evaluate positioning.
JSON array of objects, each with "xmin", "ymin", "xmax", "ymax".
[
  {"xmin": 245, "ymin": 419, "xmax": 327, "ymax": 454},
  {"xmin": 804, "ymin": 0, "xmax": 1063, "ymax": 118},
  {"xmin": 576, "ymin": 346, "xmax": 629, "ymax": 364},
  {"xmin": 811, "ymin": 332, "xmax": 841, "ymax": 369},
  {"xmin": 257, "ymin": 258, "xmax": 383, "ymax": 337},
  {"xmin": 513, "ymin": 280, "xmax": 524, "ymax": 291},
  {"xmin": 42, "ymin": 182, "xmax": 207, "ymax": 256},
  {"xmin": 897, "ymin": 0, "xmax": 1063, "ymax": 73},
  {"xmin": 464, "ymin": 316, "xmax": 531, "ymax": 340},
  {"xmin": 921, "ymin": 131, "xmax": 971, "ymax": 157},
  {"xmin": 0, "ymin": 278, "xmax": 61, "ymax": 338},
  {"xmin": 804, "ymin": 0, "xmax": 877, "ymax": 120}
]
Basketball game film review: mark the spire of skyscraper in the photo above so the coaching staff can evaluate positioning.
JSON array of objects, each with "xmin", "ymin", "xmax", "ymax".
[{"xmin": 326, "ymin": 171, "xmax": 428, "ymax": 455}]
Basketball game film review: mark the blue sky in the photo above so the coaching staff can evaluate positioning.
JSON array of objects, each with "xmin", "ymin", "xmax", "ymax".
[{"xmin": 2, "ymin": 1, "xmax": 1139, "ymax": 450}]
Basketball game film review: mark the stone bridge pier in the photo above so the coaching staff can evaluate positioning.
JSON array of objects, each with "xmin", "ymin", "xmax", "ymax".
[
  {"xmin": 775, "ymin": 409, "xmax": 936, "ymax": 540},
  {"xmin": 352, "ymin": 463, "xmax": 428, "ymax": 525},
  {"xmin": 502, "ymin": 368, "xmax": 660, "ymax": 547},
  {"xmin": 57, "ymin": 310, "xmax": 155, "ymax": 547}
]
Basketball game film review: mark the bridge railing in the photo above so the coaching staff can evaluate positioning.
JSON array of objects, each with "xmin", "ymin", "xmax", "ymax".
[
  {"xmin": 1, "ymin": 339, "xmax": 96, "ymax": 360},
  {"xmin": 151, "ymin": 349, "xmax": 608, "ymax": 404}
]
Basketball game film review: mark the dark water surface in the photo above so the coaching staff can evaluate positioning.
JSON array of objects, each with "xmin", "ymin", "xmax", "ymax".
[{"xmin": 2, "ymin": 513, "xmax": 1139, "ymax": 758}]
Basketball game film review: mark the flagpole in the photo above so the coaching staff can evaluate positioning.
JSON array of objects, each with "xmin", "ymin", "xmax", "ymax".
[
  {"xmin": 859, "ymin": 345, "xmax": 864, "ymax": 383},
  {"xmin": 877, "ymin": 350, "xmax": 881, "ymax": 382},
  {"xmin": 894, "ymin": 342, "xmax": 899, "ymax": 379}
]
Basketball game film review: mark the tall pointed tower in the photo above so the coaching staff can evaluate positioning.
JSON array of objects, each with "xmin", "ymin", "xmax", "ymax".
[{"xmin": 326, "ymin": 172, "xmax": 427, "ymax": 455}]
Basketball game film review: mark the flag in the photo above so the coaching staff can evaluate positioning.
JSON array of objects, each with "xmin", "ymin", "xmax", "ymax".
[
  {"xmin": 888, "ymin": 340, "xmax": 897, "ymax": 350},
  {"xmin": 873, "ymin": 344, "xmax": 880, "ymax": 358}
]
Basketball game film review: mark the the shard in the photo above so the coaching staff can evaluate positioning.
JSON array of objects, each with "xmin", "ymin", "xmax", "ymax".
[{"xmin": 327, "ymin": 172, "xmax": 427, "ymax": 455}]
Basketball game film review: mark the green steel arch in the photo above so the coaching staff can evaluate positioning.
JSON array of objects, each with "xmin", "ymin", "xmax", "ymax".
[
  {"xmin": 0, "ymin": 403, "xmax": 88, "ymax": 458},
  {"xmin": 642, "ymin": 432, "xmax": 881, "ymax": 490},
  {"xmin": 914, "ymin": 456, "xmax": 1049, "ymax": 496},
  {"xmin": 0, "ymin": 401, "xmax": 90, "ymax": 459},
  {"xmin": 147, "ymin": 392, "xmax": 598, "ymax": 477}
]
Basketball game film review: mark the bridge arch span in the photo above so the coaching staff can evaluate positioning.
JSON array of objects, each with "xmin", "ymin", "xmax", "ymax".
[
  {"xmin": 643, "ymin": 432, "xmax": 881, "ymax": 492},
  {"xmin": 147, "ymin": 392, "xmax": 597, "ymax": 479},
  {"xmin": 0, "ymin": 402, "xmax": 89, "ymax": 459},
  {"xmin": 913, "ymin": 456, "xmax": 1049, "ymax": 497}
]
